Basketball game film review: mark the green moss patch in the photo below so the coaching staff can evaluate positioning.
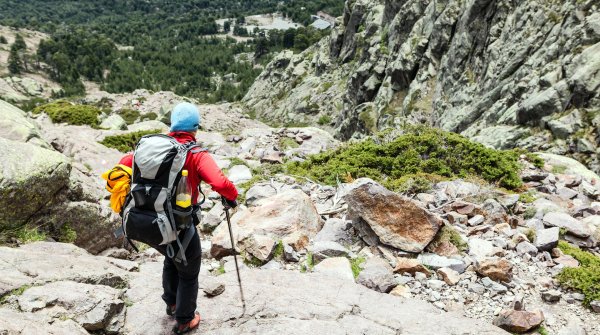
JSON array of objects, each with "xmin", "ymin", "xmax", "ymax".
[
  {"xmin": 556, "ymin": 241, "xmax": 600, "ymax": 306},
  {"xmin": 286, "ymin": 127, "xmax": 525, "ymax": 190},
  {"xmin": 99, "ymin": 129, "xmax": 161, "ymax": 152},
  {"xmin": 32, "ymin": 101, "xmax": 101, "ymax": 127}
]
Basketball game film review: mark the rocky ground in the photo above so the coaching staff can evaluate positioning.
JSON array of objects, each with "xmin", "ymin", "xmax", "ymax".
[{"xmin": 1, "ymin": 94, "xmax": 600, "ymax": 334}]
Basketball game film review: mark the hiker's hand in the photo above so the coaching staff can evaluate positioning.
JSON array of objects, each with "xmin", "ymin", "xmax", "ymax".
[{"xmin": 221, "ymin": 197, "xmax": 238, "ymax": 209}]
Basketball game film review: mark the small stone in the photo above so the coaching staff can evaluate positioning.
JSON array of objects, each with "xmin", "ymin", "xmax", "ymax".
[
  {"xmin": 309, "ymin": 241, "xmax": 348, "ymax": 262},
  {"xmin": 433, "ymin": 301, "xmax": 446, "ymax": 310},
  {"xmin": 554, "ymin": 255, "xmax": 580, "ymax": 268},
  {"xmin": 541, "ymin": 290, "xmax": 561, "ymax": 303},
  {"xmin": 447, "ymin": 212, "xmax": 468, "ymax": 225},
  {"xmin": 468, "ymin": 215, "xmax": 485, "ymax": 226},
  {"xmin": 512, "ymin": 295, "xmax": 525, "ymax": 311},
  {"xmin": 417, "ymin": 253, "xmax": 466, "ymax": 273},
  {"xmin": 475, "ymin": 258, "xmax": 513, "ymax": 283},
  {"xmin": 493, "ymin": 309, "xmax": 544, "ymax": 333},
  {"xmin": 414, "ymin": 272, "xmax": 428, "ymax": 281},
  {"xmin": 427, "ymin": 279, "xmax": 445, "ymax": 290},
  {"xmin": 590, "ymin": 300, "xmax": 600, "ymax": 313},
  {"xmin": 516, "ymin": 241, "xmax": 538, "ymax": 256},
  {"xmin": 534, "ymin": 227, "xmax": 560, "ymax": 251},
  {"xmin": 557, "ymin": 187, "xmax": 579, "ymax": 200},
  {"xmin": 389, "ymin": 285, "xmax": 410, "ymax": 297},
  {"xmin": 284, "ymin": 244, "xmax": 299, "ymax": 262},
  {"xmin": 203, "ymin": 281, "xmax": 225, "ymax": 297},
  {"xmin": 393, "ymin": 257, "xmax": 431, "ymax": 276},
  {"xmin": 437, "ymin": 267, "xmax": 461, "ymax": 286}
]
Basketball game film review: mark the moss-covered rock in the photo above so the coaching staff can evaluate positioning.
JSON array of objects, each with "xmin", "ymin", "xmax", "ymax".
[
  {"xmin": 99, "ymin": 129, "xmax": 161, "ymax": 152},
  {"xmin": 0, "ymin": 137, "xmax": 71, "ymax": 241},
  {"xmin": 287, "ymin": 127, "xmax": 525, "ymax": 190},
  {"xmin": 32, "ymin": 101, "xmax": 101, "ymax": 127}
]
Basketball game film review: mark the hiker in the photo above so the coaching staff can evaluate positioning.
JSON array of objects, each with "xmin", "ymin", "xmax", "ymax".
[{"xmin": 116, "ymin": 102, "xmax": 238, "ymax": 334}]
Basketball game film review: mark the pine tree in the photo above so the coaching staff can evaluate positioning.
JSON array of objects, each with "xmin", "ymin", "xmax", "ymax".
[
  {"xmin": 13, "ymin": 34, "xmax": 26, "ymax": 50},
  {"xmin": 8, "ymin": 43, "xmax": 22, "ymax": 74}
]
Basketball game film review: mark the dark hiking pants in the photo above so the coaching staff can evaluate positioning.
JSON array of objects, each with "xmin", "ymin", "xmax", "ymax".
[{"xmin": 161, "ymin": 254, "xmax": 201, "ymax": 324}]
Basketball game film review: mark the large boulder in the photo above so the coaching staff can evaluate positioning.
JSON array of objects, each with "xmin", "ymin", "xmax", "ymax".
[
  {"xmin": 543, "ymin": 212, "xmax": 593, "ymax": 238},
  {"xmin": 0, "ymin": 137, "xmax": 71, "ymax": 230},
  {"xmin": 0, "ymin": 99, "xmax": 48, "ymax": 147},
  {"xmin": 100, "ymin": 114, "xmax": 128, "ymax": 130},
  {"xmin": 344, "ymin": 180, "xmax": 442, "ymax": 252},
  {"xmin": 0, "ymin": 242, "xmax": 130, "ymax": 298},
  {"xmin": 18, "ymin": 281, "xmax": 124, "ymax": 331},
  {"xmin": 211, "ymin": 190, "xmax": 322, "ymax": 258}
]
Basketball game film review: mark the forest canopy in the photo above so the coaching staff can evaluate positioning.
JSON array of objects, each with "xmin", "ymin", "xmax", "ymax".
[{"xmin": 0, "ymin": 0, "xmax": 343, "ymax": 101}]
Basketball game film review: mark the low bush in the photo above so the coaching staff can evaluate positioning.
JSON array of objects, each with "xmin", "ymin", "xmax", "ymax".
[
  {"xmin": 32, "ymin": 101, "xmax": 101, "ymax": 127},
  {"xmin": 286, "ymin": 127, "xmax": 526, "ymax": 191},
  {"xmin": 116, "ymin": 108, "xmax": 141, "ymax": 125},
  {"xmin": 556, "ymin": 241, "xmax": 600, "ymax": 306},
  {"xmin": 99, "ymin": 129, "xmax": 161, "ymax": 152}
]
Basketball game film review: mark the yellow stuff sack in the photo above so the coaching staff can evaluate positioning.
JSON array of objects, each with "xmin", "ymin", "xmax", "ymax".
[{"xmin": 101, "ymin": 164, "xmax": 132, "ymax": 214}]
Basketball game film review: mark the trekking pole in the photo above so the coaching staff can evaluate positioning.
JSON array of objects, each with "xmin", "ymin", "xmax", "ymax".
[{"xmin": 223, "ymin": 198, "xmax": 246, "ymax": 313}]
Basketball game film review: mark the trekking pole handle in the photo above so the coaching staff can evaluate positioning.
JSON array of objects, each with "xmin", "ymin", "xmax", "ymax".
[{"xmin": 221, "ymin": 196, "xmax": 238, "ymax": 209}]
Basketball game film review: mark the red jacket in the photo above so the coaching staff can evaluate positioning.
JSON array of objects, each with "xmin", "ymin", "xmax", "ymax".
[{"xmin": 119, "ymin": 132, "xmax": 238, "ymax": 202}]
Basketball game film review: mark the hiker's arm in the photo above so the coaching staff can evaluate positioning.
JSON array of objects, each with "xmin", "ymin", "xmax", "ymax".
[{"xmin": 195, "ymin": 152, "xmax": 238, "ymax": 201}]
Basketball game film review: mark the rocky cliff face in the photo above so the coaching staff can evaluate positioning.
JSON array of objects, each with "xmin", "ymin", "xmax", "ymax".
[{"xmin": 243, "ymin": 0, "xmax": 600, "ymax": 170}]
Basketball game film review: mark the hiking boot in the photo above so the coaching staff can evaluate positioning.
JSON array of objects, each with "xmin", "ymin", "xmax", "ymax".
[
  {"xmin": 166, "ymin": 304, "xmax": 176, "ymax": 317},
  {"xmin": 172, "ymin": 312, "xmax": 201, "ymax": 334}
]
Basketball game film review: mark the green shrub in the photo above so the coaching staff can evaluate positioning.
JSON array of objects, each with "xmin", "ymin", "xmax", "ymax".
[
  {"xmin": 525, "ymin": 228, "xmax": 536, "ymax": 243},
  {"xmin": 144, "ymin": 112, "xmax": 158, "ymax": 121},
  {"xmin": 280, "ymin": 137, "xmax": 300, "ymax": 149},
  {"xmin": 117, "ymin": 109, "xmax": 141, "ymax": 125},
  {"xmin": 552, "ymin": 165, "xmax": 568, "ymax": 174},
  {"xmin": 350, "ymin": 257, "xmax": 366, "ymax": 278},
  {"xmin": 99, "ymin": 129, "xmax": 161, "ymax": 152},
  {"xmin": 58, "ymin": 223, "xmax": 77, "ymax": 243},
  {"xmin": 273, "ymin": 240, "xmax": 284, "ymax": 259},
  {"xmin": 32, "ymin": 101, "xmax": 101, "ymax": 127},
  {"xmin": 519, "ymin": 191, "xmax": 537, "ymax": 204},
  {"xmin": 16, "ymin": 226, "xmax": 46, "ymax": 243},
  {"xmin": 556, "ymin": 241, "xmax": 600, "ymax": 306},
  {"xmin": 286, "ymin": 127, "xmax": 524, "ymax": 190},
  {"xmin": 429, "ymin": 225, "xmax": 468, "ymax": 252},
  {"xmin": 317, "ymin": 115, "xmax": 332, "ymax": 126},
  {"xmin": 523, "ymin": 207, "xmax": 537, "ymax": 219}
]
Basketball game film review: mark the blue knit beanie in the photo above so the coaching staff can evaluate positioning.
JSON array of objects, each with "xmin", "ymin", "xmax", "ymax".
[{"xmin": 170, "ymin": 102, "xmax": 200, "ymax": 132}]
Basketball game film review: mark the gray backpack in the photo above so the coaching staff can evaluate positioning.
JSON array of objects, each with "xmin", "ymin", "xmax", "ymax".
[{"xmin": 121, "ymin": 134, "xmax": 204, "ymax": 265}]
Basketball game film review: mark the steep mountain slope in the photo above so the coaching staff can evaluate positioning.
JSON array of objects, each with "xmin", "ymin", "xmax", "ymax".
[{"xmin": 243, "ymin": 0, "xmax": 600, "ymax": 169}]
